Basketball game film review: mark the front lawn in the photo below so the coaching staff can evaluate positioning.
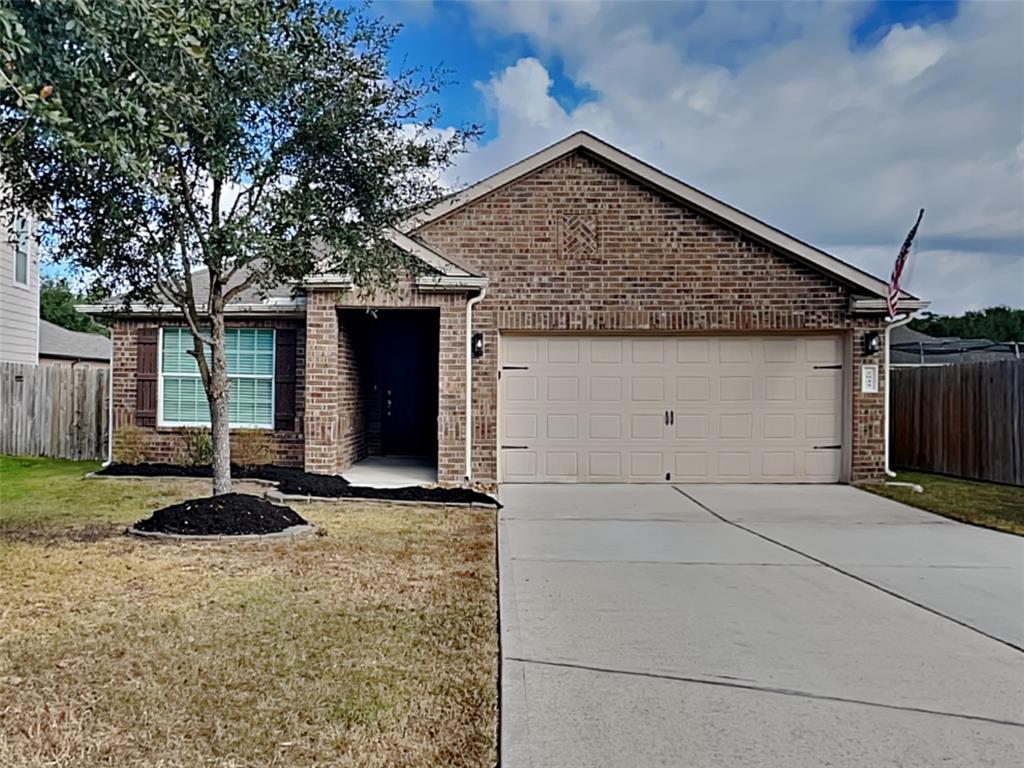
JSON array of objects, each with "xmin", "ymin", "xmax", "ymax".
[
  {"xmin": 0, "ymin": 455, "xmax": 497, "ymax": 767},
  {"xmin": 865, "ymin": 470, "xmax": 1024, "ymax": 535}
]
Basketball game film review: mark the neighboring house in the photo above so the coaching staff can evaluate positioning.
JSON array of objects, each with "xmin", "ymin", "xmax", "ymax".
[
  {"xmin": 38, "ymin": 319, "xmax": 111, "ymax": 369},
  {"xmin": 890, "ymin": 325, "xmax": 1021, "ymax": 367},
  {"xmin": 81, "ymin": 132, "xmax": 927, "ymax": 485},
  {"xmin": 0, "ymin": 213, "xmax": 40, "ymax": 364}
]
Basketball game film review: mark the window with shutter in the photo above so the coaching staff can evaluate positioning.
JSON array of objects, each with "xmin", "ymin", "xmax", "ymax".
[{"xmin": 158, "ymin": 328, "xmax": 275, "ymax": 428}]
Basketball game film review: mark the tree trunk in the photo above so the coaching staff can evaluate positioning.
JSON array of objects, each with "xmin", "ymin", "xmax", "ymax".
[{"xmin": 208, "ymin": 307, "xmax": 232, "ymax": 495}]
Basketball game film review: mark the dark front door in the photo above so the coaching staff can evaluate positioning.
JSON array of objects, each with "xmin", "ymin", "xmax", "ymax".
[{"xmin": 376, "ymin": 313, "xmax": 438, "ymax": 456}]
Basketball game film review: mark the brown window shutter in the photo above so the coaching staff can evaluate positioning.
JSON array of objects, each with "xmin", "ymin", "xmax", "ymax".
[
  {"xmin": 274, "ymin": 329, "xmax": 297, "ymax": 431},
  {"xmin": 136, "ymin": 327, "xmax": 159, "ymax": 427}
]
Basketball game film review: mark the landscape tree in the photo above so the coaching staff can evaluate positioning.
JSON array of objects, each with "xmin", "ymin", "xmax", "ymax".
[
  {"xmin": 40, "ymin": 277, "xmax": 110, "ymax": 336},
  {"xmin": 1, "ymin": 0, "xmax": 476, "ymax": 494}
]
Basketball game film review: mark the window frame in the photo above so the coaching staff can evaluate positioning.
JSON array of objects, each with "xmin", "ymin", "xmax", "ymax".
[
  {"xmin": 157, "ymin": 327, "xmax": 276, "ymax": 430},
  {"xmin": 12, "ymin": 217, "xmax": 30, "ymax": 289}
]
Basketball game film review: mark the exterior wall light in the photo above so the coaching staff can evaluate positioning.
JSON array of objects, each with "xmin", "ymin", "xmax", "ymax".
[
  {"xmin": 863, "ymin": 331, "xmax": 881, "ymax": 356},
  {"xmin": 471, "ymin": 332, "xmax": 484, "ymax": 359}
]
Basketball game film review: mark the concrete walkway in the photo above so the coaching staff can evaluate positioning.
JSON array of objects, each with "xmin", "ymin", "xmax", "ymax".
[{"xmin": 498, "ymin": 484, "xmax": 1024, "ymax": 768}]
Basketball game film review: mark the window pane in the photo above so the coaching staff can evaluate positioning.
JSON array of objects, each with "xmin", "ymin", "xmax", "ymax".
[
  {"xmin": 14, "ymin": 250, "xmax": 27, "ymax": 284},
  {"xmin": 162, "ymin": 376, "xmax": 209, "ymax": 423},
  {"xmin": 225, "ymin": 329, "xmax": 274, "ymax": 377},
  {"xmin": 13, "ymin": 218, "xmax": 28, "ymax": 284}
]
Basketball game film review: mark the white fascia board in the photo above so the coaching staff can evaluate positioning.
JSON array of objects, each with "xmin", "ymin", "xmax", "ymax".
[
  {"xmin": 403, "ymin": 131, "xmax": 899, "ymax": 300},
  {"xmin": 849, "ymin": 297, "xmax": 930, "ymax": 314},
  {"xmin": 303, "ymin": 274, "xmax": 354, "ymax": 288},
  {"xmin": 414, "ymin": 275, "xmax": 489, "ymax": 292},
  {"xmin": 75, "ymin": 300, "xmax": 307, "ymax": 316}
]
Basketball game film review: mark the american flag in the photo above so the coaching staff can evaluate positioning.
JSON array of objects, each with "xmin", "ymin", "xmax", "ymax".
[{"xmin": 888, "ymin": 208, "xmax": 925, "ymax": 318}]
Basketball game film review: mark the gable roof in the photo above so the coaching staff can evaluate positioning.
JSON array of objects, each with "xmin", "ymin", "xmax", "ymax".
[
  {"xmin": 38, "ymin": 319, "xmax": 111, "ymax": 362},
  {"xmin": 403, "ymin": 131, "xmax": 908, "ymax": 302}
]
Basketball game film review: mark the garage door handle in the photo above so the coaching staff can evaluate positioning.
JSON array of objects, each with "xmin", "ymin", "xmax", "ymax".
[
  {"xmin": 670, "ymin": 410, "xmax": 674, "ymax": 425},
  {"xmin": 664, "ymin": 410, "xmax": 669, "ymax": 425}
]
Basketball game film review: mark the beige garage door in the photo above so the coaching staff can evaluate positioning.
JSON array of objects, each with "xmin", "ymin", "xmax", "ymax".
[{"xmin": 499, "ymin": 335, "xmax": 845, "ymax": 483}]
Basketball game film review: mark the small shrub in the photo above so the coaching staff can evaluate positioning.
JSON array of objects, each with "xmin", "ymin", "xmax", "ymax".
[
  {"xmin": 232, "ymin": 429, "xmax": 275, "ymax": 467},
  {"xmin": 114, "ymin": 424, "xmax": 148, "ymax": 465},
  {"xmin": 176, "ymin": 427, "xmax": 214, "ymax": 467}
]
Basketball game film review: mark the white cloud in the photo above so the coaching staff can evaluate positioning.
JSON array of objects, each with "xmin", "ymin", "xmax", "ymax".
[{"xmin": 448, "ymin": 1, "xmax": 1024, "ymax": 313}]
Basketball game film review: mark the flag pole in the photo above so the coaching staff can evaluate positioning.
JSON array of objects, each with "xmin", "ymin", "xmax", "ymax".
[{"xmin": 884, "ymin": 209, "xmax": 925, "ymax": 491}]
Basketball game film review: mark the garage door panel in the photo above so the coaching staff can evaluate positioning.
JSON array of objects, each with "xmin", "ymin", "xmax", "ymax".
[
  {"xmin": 590, "ymin": 376, "xmax": 623, "ymax": 401},
  {"xmin": 676, "ymin": 376, "xmax": 710, "ymax": 401},
  {"xmin": 719, "ymin": 413, "xmax": 753, "ymax": 439},
  {"xmin": 631, "ymin": 376, "xmax": 665, "ymax": 401},
  {"xmin": 674, "ymin": 452, "xmax": 709, "ymax": 478},
  {"xmin": 631, "ymin": 413, "xmax": 665, "ymax": 440},
  {"xmin": 720, "ymin": 376, "xmax": 754, "ymax": 401},
  {"xmin": 547, "ymin": 376, "xmax": 580, "ymax": 401},
  {"xmin": 676, "ymin": 339, "xmax": 710, "ymax": 363},
  {"xmin": 500, "ymin": 335, "xmax": 844, "ymax": 483},
  {"xmin": 674, "ymin": 413, "xmax": 709, "ymax": 439},
  {"xmin": 504, "ymin": 414, "xmax": 537, "ymax": 440},
  {"xmin": 630, "ymin": 452, "xmax": 664, "ymax": 478},
  {"xmin": 589, "ymin": 414, "xmax": 622, "ymax": 439},
  {"xmin": 546, "ymin": 414, "xmax": 579, "ymax": 440},
  {"xmin": 632, "ymin": 340, "xmax": 664, "ymax": 363},
  {"xmin": 547, "ymin": 339, "xmax": 580, "ymax": 364}
]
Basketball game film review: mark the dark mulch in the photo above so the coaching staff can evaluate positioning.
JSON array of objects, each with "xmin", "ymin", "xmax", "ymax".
[
  {"xmin": 132, "ymin": 493, "xmax": 309, "ymax": 536},
  {"xmin": 96, "ymin": 462, "xmax": 339, "ymax": 487},
  {"xmin": 98, "ymin": 462, "xmax": 500, "ymax": 507}
]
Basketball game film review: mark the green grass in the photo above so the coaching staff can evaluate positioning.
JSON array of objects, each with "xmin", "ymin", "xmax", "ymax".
[
  {"xmin": 865, "ymin": 470, "xmax": 1024, "ymax": 535},
  {"xmin": 0, "ymin": 456, "xmax": 497, "ymax": 768}
]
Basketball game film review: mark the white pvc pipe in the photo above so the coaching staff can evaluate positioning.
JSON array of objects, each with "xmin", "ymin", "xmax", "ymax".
[
  {"xmin": 465, "ymin": 287, "xmax": 487, "ymax": 481},
  {"xmin": 884, "ymin": 312, "xmax": 916, "ymax": 479},
  {"xmin": 102, "ymin": 348, "xmax": 114, "ymax": 466}
]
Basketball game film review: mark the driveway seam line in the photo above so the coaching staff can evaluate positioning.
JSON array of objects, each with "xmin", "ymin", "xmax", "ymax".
[
  {"xmin": 506, "ymin": 656, "xmax": 1024, "ymax": 729},
  {"xmin": 673, "ymin": 487, "xmax": 1024, "ymax": 655}
]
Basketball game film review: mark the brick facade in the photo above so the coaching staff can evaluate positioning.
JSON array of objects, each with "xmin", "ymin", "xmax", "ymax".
[
  {"xmin": 414, "ymin": 151, "xmax": 889, "ymax": 482},
  {"xmin": 110, "ymin": 318, "xmax": 306, "ymax": 466},
  {"xmin": 108, "ymin": 149, "xmax": 892, "ymax": 484},
  {"xmin": 303, "ymin": 284, "xmax": 468, "ymax": 480}
]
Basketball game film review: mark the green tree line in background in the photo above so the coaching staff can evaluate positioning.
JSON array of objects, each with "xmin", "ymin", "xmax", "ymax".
[
  {"xmin": 909, "ymin": 306, "xmax": 1024, "ymax": 343},
  {"xmin": 39, "ymin": 278, "xmax": 109, "ymax": 336}
]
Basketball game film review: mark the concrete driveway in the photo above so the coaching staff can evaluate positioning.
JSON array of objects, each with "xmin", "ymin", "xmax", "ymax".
[{"xmin": 498, "ymin": 485, "xmax": 1024, "ymax": 768}]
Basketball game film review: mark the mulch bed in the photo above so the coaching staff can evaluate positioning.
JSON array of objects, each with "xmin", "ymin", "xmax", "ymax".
[
  {"xmin": 97, "ymin": 462, "xmax": 500, "ymax": 507},
  {"xmin": 132, "ymin": 493, "xmax": 309, "ymax": 536}
]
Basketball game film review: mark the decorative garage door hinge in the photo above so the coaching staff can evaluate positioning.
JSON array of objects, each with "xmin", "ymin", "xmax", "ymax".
[
  {"xmin": 813, "ymin": 444, "xmax": 842, "ymax": 450},
  {"xmin": 502, "ymin": 366, "xmax": 530, "ymax": 370},
  {"xmin": 813, "ymin": 364, "xmax": 843, "ymax": 370},
  {"xmin": 501, "ymin": 445, "xmax": 529, "ymax": 450}
]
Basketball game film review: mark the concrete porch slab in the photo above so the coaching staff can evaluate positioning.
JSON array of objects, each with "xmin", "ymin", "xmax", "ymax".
[{"xmin": 344, "ymin": 456, "xmax": 437, "ymax": 488}]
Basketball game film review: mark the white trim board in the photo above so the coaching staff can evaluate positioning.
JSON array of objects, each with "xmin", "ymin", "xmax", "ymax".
[{"xmin": 402, "ymin": 131, "xmax": 906, "ymax": 302}]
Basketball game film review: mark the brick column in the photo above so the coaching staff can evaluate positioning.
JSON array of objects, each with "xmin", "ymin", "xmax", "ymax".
[
  {"xmin": 304, "ymin": 290, "xmax": 339, "ymax": 473},
  {"xmin": 850, "ymin": 322, "xmax": 887, "ymax": 482}
]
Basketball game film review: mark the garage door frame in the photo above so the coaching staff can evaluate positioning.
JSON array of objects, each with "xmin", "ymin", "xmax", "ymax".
[{"xmin": 496, "ymin": 331, "xmax": 853, "ymax": 484}]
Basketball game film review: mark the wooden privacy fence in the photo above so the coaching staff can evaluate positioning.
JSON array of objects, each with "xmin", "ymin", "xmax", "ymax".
[
  {"xmin": 891, "ymin": 360, "xmax": 1024, "ymax": 486},
  {"xmin": 0, "ymin": 362, "xmax": 110, "ymax": 461}
]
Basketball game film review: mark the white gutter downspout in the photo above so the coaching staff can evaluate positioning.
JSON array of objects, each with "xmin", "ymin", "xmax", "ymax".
[
  {"xmin": 465, "ymin": 287, "xmax": 487, "ymax": 482},
  {"xmin": 884, "ymin": 313, "xmax": 922, "ymax": 492},
  {"xmin": 102, "ymin": 351, "xmax": 114, "ymax": 466}
]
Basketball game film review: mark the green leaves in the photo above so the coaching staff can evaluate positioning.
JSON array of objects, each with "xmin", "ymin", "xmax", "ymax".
[{"xmin": 1, "ymin": 0, "xmax": 479, "ymax": 309}]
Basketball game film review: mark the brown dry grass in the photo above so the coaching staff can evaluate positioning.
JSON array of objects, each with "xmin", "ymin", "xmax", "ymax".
[{"xmin": 0, "ymin": 457, "xmax": 497, "ymax": 767}]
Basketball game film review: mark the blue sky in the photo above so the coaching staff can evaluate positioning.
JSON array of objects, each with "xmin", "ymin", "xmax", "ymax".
[{"xmin": 352, "ymin": 0, "xmax": 1022, "ymax": 314}]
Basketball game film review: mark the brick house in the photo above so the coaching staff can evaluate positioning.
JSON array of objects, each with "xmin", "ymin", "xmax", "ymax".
[{"xmin": 83, "ymin": 132, "xmax": 926, "ymax": 486}]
